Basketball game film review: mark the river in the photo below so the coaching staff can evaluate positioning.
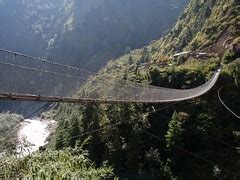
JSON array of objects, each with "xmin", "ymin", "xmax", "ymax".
[{"xmin": 16, "ymin": 118, "xmax": 56, "ymax": 156}]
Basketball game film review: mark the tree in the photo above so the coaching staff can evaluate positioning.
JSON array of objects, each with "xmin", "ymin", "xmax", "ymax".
[
  {"xmin": 128, "ymin": 54, "xmax": 134, "ymax": 65},
  {"xmin": 140, "ymin": 47, "xmax": 150, "ymax": 63},
  {"xmin": 62, "ymin": 120, "xmax": 71, "ymax": 147},
  {"xmin": 125, "ymin": 47, "xmax": 131, "ymax": 54},
  {"xmin": 69, "ymin": 117, "xmax": 81, "ymax": 148},
  {"xmin": 55, "ymin": 131, "xmax": 64, "ymax": 150},
  {"xmin": 223, "ymin": 49, "xmax": 235, "ymax": 64},
  {"xmin": 165, "ymin": 111, "xmax": 184, "ymax": 149},
  {"xmin": 231, "ymin": 62, "xmax": 240, "ymax": 87},
  {"xmin": 81, "ymin": 105, "xmax": 104, "ymax": 164}
]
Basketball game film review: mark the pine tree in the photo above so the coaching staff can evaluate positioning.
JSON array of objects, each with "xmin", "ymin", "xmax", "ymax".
[
  {"xmin": 128, "ymin": 54, "xmax": 133, "ymax": 65},
  {"xmin": 125, "ymin": 47, "xmax": 131, "ymax": 54},
  {"xmin": 69, "ymin": 117, "xmax": 81, "ymax": 148},
  {"xmin": 165, "ymin": 111, "xmax": 184, "ymax": 149},
  {"xmin": 81, "ymin": 104, "xmax": 104, "ymax": 164},
  {"xmin": 140, "ymin": 47, "xmax": 150, "ymax": 63},
  {"xmin": 55, "ymin": 131, "xmax": 64, "ymax": 150},
  {"xmin": 62, "ymin": 120, "xmax": 70, "ymax": 147},
  {"xmin": 233, "ymin": 64, "xmax": 240, "ymax": 87}
]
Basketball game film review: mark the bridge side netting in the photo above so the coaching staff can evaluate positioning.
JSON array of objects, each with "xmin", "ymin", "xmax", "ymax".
[
  {"xmin": 0, "ymin": 49, "xmax": 220, "ymax": 103},
  {"xmin": 0, "ymin": 49, "xmax": 91, "ymax": 97},
  {"xmin": 0, "ymin": 49, "xmax": 93, "ymax": 78},
  {"xmin": 77, "ymin": 69, "xmax": 220, "ymax": 103}
]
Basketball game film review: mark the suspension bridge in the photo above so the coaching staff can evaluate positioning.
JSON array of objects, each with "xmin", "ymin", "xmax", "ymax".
[{"xmin": 0, "ymin": 48, "xmax": 221, "ymax": 104}]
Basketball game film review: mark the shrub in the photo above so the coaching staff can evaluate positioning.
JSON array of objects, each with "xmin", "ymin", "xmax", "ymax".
[{"xmin": 223, "ymin": 49, "xmax": 235, "ymax": 64}]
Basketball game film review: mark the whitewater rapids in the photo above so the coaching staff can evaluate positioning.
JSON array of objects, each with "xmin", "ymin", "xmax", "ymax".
[{"xmin": 16, "ymin": 118, "xmax": 56, "ymax": 156}]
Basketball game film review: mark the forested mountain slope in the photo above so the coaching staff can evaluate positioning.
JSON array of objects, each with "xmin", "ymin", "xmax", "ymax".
[
  {"xmin": 50, "ymin": 0, "xmax": 240, "ymax": 179},
  {"xmin": 1, "ymin": 0, "xmax": 240, "ymax": 179}
]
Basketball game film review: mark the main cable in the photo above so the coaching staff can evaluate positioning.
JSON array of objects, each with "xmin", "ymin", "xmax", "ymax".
[
  {"xmin": 218, "ymin": 85, "xmax": 240, "ymax": 119},
  {"xmin": 0, "ymin": 61, "xmax": 87, "ymax": 81},
  {"xmin": 0, "ymin": 48, "xmax": 96, "ymax": 75}
]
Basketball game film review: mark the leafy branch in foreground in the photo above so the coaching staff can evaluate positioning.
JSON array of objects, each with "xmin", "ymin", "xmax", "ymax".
[{"xmin": 0, "ymin": 147, "xmax": 114, "ymax": 179}]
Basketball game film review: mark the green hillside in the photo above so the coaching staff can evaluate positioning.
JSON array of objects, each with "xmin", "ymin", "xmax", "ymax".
[
  {"xmin": 50, "ymin": 0, "xmax": 240, "ymax": 179},
  {"xmin": 152, "ymin": 0, "xmax": 240, "ymax": 56},
  {"xmin": 1, "ymin": 0, "xmax": 240, "ymax": 179}
]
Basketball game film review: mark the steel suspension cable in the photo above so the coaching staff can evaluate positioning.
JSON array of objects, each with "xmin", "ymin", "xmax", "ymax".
[
  {"xmin": 0, "ymin": 48, "xmax": 220, "ymax": 90},
  {"xmin": 0, "ymin": 48, "xmax": 96, "ymax": 75},
  {"xmin": 218, "ymin": 85, "xmax": 240, "ymax": 119},
  {"xmin": 0, "ymin": 61, "xmax": 86, "ymax": 80}
]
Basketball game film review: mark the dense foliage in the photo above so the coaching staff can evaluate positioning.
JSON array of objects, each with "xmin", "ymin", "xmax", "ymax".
[
  {"xmin": 0, "ymin": 147, "xmax": 113, "ymax": 179},
  {"xmin": 0, "ymin": 113, "xmax": 23, "ymax": 154},
  {"xmin": 52, "ymin": 56, "xmax": 240, "ymax": 179}
]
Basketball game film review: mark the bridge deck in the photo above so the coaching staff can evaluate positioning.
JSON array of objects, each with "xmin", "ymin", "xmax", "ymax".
[{"xmin": 0, "ymin": 92, "xmax": 133, "ymax": 104}]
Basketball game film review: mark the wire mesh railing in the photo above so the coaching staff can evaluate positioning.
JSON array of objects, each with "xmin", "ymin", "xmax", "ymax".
[{"xmin": 0, "ymin": 49, "xmax": 221, "ymax": 103}]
